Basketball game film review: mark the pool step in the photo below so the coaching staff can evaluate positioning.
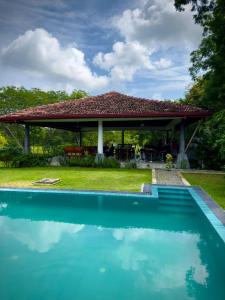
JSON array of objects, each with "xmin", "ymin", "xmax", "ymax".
[
  {"xmin": 158, "ymin": 189, "xmax": 191, "ymax": 197},
  {"xmin": 158, "ymin": 199, "xmax": 194, "ymax": 207},
  {"xmin": 158, "ymin": 188, "xmax": 191, "ymax": 196},
  {"xmin": 157, "ymin": 204, "xmax": 196, "ymax": 214},
  {"xmin": 157, "ymin": 188, "xmax": 196, "ymax": 213},
  {"xmin": 158, "ymin": 188, "xmax": 192, "ymax": 199},
  {"xmin": 158, "ymin": 194, "xmax": 193, "ymax": 202}
]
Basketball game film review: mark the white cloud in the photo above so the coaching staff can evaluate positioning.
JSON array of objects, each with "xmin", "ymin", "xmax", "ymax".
[
  {"xmin": 93, "ymin": 0, "xmax": 200, "ymax": 86},
  {"xmin": 0, "ymin": 0, "xmax": 202, "ymax": 97},
  {"xmin": 93, "ymin": 40, "xmax": 173, "ymax": 82},
  {"xmin": 114, "ymin": 0, "xmax": 202, "ymax": 50},
  {"xmin": 153, "ymin": 58, "xmax": 172, "ymax": 69},
  {"xmin": 0, "ymin": 28, "xmax": 108, "ymax": 91},
  {"xmin": 94, "ymin": 41, "xmax": 155, "ymax": 81}
]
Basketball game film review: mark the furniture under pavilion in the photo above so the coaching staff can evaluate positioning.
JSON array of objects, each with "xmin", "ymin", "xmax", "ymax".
[{"xmin": 0, "ymin": 92, "xmax": 211, "ymax": 167}]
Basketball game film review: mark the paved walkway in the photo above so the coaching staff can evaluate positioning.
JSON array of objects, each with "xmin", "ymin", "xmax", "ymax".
[
  {"xmin": 155, "ymin": 169, "xmax": 185, "ymax": 185},
  {"xmin": 137, "ymin": 162, "xmax": 166, "ymax": 169}
]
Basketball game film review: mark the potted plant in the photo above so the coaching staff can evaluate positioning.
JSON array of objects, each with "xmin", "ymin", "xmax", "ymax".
[{"xmin": 165, "ymin": 153, "xmax": 173, "ymax": 171}]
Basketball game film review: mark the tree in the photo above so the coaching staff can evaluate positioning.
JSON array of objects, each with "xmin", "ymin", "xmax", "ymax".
[
  {"xmin": 0, "ymin": 86, "xmax": 88, "ymax": 116},
  {"xmin": 195, "ymin": 109, "xmax": 225, "ymax": 169},
  {"xmin": 70, "ymin": 90, "xmax": 89, "ymax": 99},
  {"xmin": 180, "ymin": 77, "xmax": 205, "ymax": 107},
  {"xmin": 175, "ymin": 1, "xmax": 225, "ymax": 169},
  {"xmin": 0, "ymin": 86, "xmax": 88, "ymax": 148},
  {"xmin": 0, "ymin": 133, "xmax": 7, "ymax": 148},
  {"xmin": 175, "ymin": 0, "xmax": 225, "ymax": 111}
]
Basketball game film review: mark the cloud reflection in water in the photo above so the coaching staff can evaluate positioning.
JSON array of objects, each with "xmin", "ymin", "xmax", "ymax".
[
  {"xmin": 0, "ymin": 216, "xmax": 84, "ymax": 253},
  {"xmin": 113, "ymin": 227, "xmax": 208, "ymax": 291}
]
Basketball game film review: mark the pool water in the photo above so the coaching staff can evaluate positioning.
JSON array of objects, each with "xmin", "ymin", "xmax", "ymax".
[{"xmin": 0, "ymin": 188, "xmax": 225, "ymax": 300}]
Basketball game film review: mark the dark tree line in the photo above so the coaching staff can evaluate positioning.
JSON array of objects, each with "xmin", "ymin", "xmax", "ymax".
[{"xmin": 175, "ymin": 0, "xmax": 225, "ymax": 169}]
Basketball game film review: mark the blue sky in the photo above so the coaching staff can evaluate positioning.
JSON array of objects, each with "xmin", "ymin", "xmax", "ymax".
[{"xmin": 0, "ymin": 0, "xmax": 202, "ymax": 99}]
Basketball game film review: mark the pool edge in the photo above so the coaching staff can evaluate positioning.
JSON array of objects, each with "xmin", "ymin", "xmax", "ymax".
[
  {"xmin": 189, "ymin": 188, "xmax": 225, "ymax": 243},
  {"xmin": 0, "ymin": 186, "xmax": 156, "ymax": 199},
  {"xmin": 0, "ymin": 185, "xmax": 224, "ymax": 242}
]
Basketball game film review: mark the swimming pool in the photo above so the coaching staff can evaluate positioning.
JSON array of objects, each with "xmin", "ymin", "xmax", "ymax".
[{"xmin": 0, "ymin": 186, "xmax": 225, "ymax": 300}]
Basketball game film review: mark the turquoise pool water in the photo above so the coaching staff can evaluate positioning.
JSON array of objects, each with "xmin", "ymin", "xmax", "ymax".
[{"xmin": 0, "ymin": 187, "xmax": 225, "ymax": 300}]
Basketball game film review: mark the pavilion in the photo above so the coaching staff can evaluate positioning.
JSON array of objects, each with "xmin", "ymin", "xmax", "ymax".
[{"xmin": 0, "ymin": 91, "xmax": 211, "ymax": 167}]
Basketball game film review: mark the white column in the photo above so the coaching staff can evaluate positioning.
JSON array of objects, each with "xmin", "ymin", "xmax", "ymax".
[{"xmin": 97, "ymin": 120, "xmax": 103, "ymax": 154}]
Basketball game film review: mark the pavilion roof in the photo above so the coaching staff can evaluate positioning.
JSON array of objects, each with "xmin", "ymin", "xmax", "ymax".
[{"xmin": 0, "ymin": 91, "xmax": 211, "ymax": 122}]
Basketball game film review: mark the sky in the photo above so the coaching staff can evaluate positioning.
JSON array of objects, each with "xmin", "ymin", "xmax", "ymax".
[{"xmin": 0, "ymin": 0, "xmax": 202, "ymax": 100}]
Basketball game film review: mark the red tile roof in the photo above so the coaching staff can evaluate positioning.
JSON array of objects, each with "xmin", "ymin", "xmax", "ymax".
[{"xmin": 0, "ymin": 91, "xmax": 211, "ymax": 122}]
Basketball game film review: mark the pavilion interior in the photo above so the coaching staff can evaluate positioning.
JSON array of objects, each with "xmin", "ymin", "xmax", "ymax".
[{"xmin": 22, "ymin": 116, "xmax": 197, "ymax": 163}]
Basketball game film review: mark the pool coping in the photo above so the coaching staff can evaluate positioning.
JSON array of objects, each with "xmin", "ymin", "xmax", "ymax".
[
  {"xmin": 0, "ymin": 186, "xmax": 155, "ymax": 199},
  {"xmin": 192, "ymin": 186, "xmax": 225, "ymax": 226},
  {"xmin": 189, "ymin": 187, "xmax": 225, "ymax": 243}
]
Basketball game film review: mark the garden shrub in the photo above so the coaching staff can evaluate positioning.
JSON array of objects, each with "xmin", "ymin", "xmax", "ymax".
[
  {"xmin": 94, "ymin": 157, "xmax": 120, "ymax": 168},
  {"xmin": 68, "ymin": 156, "xmax": 120, "ymax": 168},
  {"xmin": 123, "ymin": 161, "xmax": 137, "ymax": 169},
  {"xmin": 42, "ymin": 144, "xmax": 65, "ymax": 156},
  {"xmin": 68, "ymin": 155, "xmax": 95, "ymax": 167},
  {"xmin": 0, "ymin": 144, "xmax": 22, "ymax": 167},
  {"xmin": 13, "ymin": 153, "xmax": 49, "ymax": 167},
  {"xmin": 0, "ymin": 144, "xmax": 50, "ymax": 167}
]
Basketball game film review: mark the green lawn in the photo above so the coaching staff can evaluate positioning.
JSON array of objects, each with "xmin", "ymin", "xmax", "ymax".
[
  {"xmin": 182, "ymin": 173, "xmax": 225, "ymax": 209},
  {"xmin": 0, "ymin": 167, "xmax": 151, "ymax": 192}
]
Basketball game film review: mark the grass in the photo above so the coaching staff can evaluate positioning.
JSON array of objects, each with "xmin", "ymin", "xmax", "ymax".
[
  {"xmin": 0, "ymin": 167, "xmax": 151, "ymax": 192},
  {"xmin": 182, "ymin": 173, "xmax": 225, "ymax": 209}
]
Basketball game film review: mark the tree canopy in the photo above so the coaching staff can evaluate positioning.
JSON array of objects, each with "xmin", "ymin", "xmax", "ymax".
[
  {"xmin": 175, "ymin": 0, "xmax": 225, "ymax": 169},
  {"xmin": 0, "ymin": 87, "xmax": 89, "ymax": 149},
  {"xmin": 0, "ymin": 86, "xmax": 88, "ymax": 115},
  {"xmin": 175, "ymin": 0, "xmax": 225, "ymax": 111}
]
